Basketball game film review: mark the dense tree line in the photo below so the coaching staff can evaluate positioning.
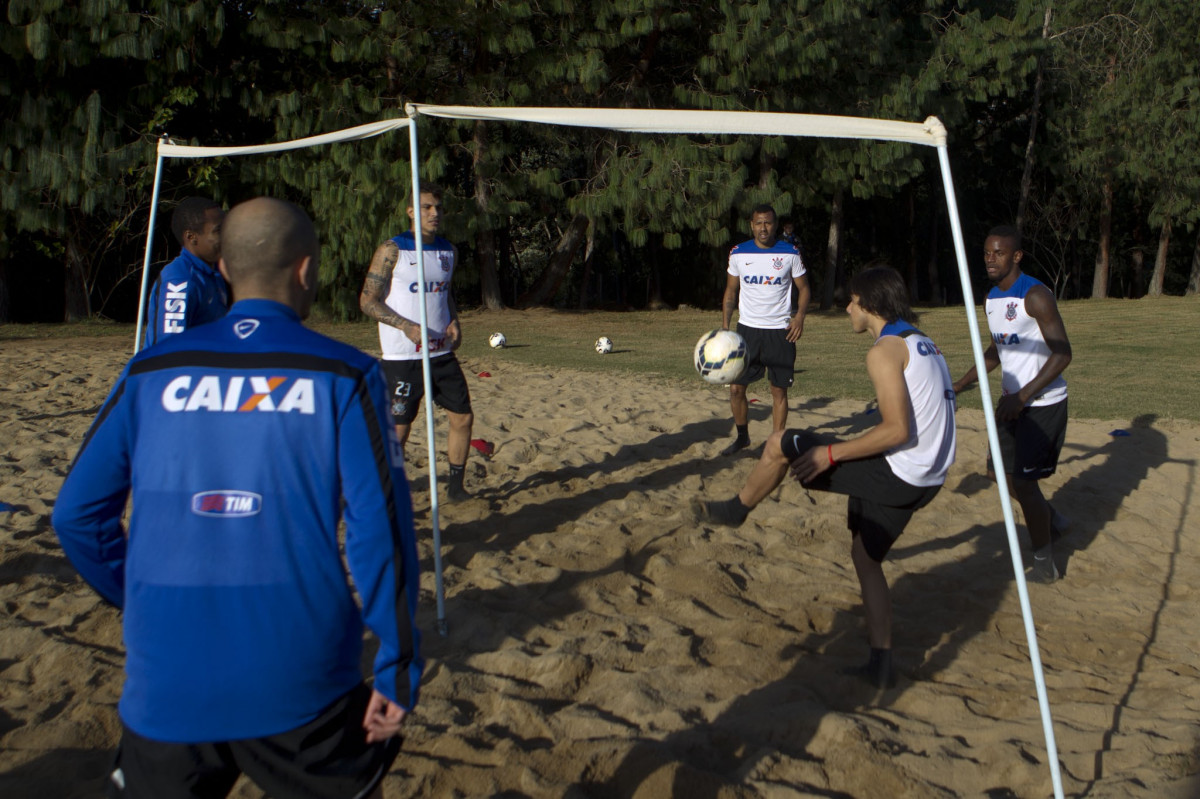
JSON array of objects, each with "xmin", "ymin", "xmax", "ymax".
[{"xmin": 2, "ymin": 0, "xmax": 1197, "ymax": 323}]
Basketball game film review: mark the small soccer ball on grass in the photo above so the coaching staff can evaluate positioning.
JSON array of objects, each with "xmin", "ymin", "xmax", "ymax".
[
  {"xmin": 488, "ymin": 332, "xmax": 507, "ymax": 349},
  {"xmin": 694, "ymin": 328, "xmax": 747, "ymax": 384},
  {"xmin": 595, "ymin": 336, "xmax": 614, "ymax": 354}
]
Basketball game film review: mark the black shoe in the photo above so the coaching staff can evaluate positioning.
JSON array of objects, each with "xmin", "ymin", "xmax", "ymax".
[
  {"xmin": 720, "ymin": 437, "xmax": 751, "ymax": 457},
  {"xmin": 1028, "ymin": 554, "xmax": 1060, "ymax": 584},
  {"xmin": 692, "ymin": 496, "xmax": 749, "ymax": 527},
  {"xmin": 841, "ymin": 649, "xmax": 896, "ymax": 689},
  {"xmin": 446, "ymin": 482, "xmax": 472, "ymax": 503}
]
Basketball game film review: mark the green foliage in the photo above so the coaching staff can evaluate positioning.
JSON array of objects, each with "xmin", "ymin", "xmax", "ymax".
[
  {"xmin": 1, "ymin": 0, "xmax": 226, "ymax": 318},
  {"xmin": 4, "ymin": 0, "xmax": 1198, "ymax": 323}
]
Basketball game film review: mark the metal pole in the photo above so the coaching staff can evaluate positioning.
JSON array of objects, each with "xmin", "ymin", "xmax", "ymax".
[
  {"xmin": 133, "ymin": 138, "xmax": 168, "ymax": 353},
  {"xmin": 407, "ymin": 116, "xmax": 447, "ymax": 636},
  {"xmin": 937, "ymin": 142, "xmax": 1064, "ymax": 799}
]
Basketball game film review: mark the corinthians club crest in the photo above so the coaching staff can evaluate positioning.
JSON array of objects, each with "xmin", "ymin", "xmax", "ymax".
[{"xmin": 1005, "ymin": 301, "xmax": 1018, "ymax": 321}]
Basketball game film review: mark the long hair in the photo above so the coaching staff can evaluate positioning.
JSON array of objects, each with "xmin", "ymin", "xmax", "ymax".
[{"xmin": 849, "ymin": 266, "xmax": 917, "ymax": 325}]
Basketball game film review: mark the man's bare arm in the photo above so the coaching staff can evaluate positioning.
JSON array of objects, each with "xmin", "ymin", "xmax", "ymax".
[
  {"xmin": 359, "ymin": 241, "xmax": 421, "ymax": 342},
  {"xmin": 722, "ymin": 273, "xmax": 740, "ymax": 329}
]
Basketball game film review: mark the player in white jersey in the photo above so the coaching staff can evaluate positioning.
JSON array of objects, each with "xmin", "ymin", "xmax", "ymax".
[
  {"xmin": 698, "ymin": 267, "xmax": 957, "ymax": 689},
  {"xmin": 360, "ymin": 184, "xmax": 475, "ymax": 501},
  {"xmin": 954, "ymin": 226, "xmax": 1072, "ymax": 583},
  {"xmin": 720, "ymin": 204, "xmax": 811, "ymax": 456}
]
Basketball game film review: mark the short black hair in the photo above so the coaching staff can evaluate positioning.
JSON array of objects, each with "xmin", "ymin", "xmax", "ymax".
[
  {"xmin": 171, "ymin": 196, "xmax": 220, "ymax": 244},
  {"xmin": 849, "ymin": 266, "xmax": 917, "ymax": 325},
  {"xmin": 987, "ymin": 224, "xmax": 1022, "ymax": 251},
  {"xmin": 750, "ymin": 203, "xmax": 777, "ymax": 220},
  {"xmin": 407, "ymin": 183, "xmax": 444, "ymax": 208}
]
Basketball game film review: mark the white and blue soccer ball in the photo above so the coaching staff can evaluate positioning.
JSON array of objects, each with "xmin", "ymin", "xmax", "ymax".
[
  {"xmin": 489, "ymin": 331, "xmax": 507, "ymax": 349},
  {"xmin": 595, "ymin": 336, "xmax": 613, "ymax": 354},
  {"xmin": 694, "ymin": 329, "xmax": 747, "ymax": 384}
]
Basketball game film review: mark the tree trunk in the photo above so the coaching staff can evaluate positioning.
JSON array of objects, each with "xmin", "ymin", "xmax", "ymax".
[
  {"xmin": 578, "ymin": 223, "xmax": 596, "ymax": 309},
  {"xmin": 473, "ymin": 121, "xmax": 505, "ymax": 310},
  {"xmin": 1017, "ymin": 4, "xmax": 1053, "ymax": 232},
  {"xmin": 1092, "ymin": 176, "xmax": 1113, "ymax": 299},
  {"xmin": 906, "ymin": 189, "xmax": 919, "ymax": 300},
  {"xmin": 821, "ymin": 188, "xmax": 845, "ymax": 310},
  {"xmin": 1129, "ymin": 248, "xmax": 1144, "ymax": 298},
  {"xmin": 64, "ymin": 237, "xmax": 91, "ymax": 321},
  {"xmin": 1188, "ymin": 229, "xmax": 1200, "ymax": 296},
  {"xmin": 517, "ymin": 213, "xmax": 589, "ymax": 308},
  {"xmin": 0, "ymin": 261, "xmax": 9, "ymax": 323},
  {"xmin": 1147, "ymin": 217, "xmax": 1169, "ymax": 297},
  {"xmin": 647, "ymin": 233, "xmax": 668, "ymax": 310},
  {"xmin": 926, "ymin": 204, "xmax": 943, "ymax": 305}
]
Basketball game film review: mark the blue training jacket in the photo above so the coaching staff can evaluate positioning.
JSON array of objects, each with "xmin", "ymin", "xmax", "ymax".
[
  {"xmin": 145, "ymin": 249, "xmax": 229, "ymax": 346},
  {"xmin": 53, "ymin": 299, "xmax": 423, "ymax": 743}
]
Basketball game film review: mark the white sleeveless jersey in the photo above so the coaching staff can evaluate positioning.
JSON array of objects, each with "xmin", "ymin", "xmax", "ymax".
[
  {"xmin": 984, "ymin": 272, "xmax": 1067, "ymax": 407},
  {"xmin": 727, "ymin": 239, "xmax": 805, "ymax": 329},
  {"xmin": 379, "ymin": 232, "xmax": 456, "ymax": 361},
  {"xmin": 880, "ymin": 321, "xmax": 957, "ymax": 488}
]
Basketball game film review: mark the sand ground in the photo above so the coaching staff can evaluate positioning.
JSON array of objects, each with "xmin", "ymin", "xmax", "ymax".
[{"xmin": 2, "ymin": 335, "xmax": 1199, "ymax": 798}]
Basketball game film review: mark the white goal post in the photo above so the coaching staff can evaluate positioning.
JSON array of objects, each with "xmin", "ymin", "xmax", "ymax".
[{"xmin": 136, "ymin": 105, "xmax": 1063, "ymax": 799}]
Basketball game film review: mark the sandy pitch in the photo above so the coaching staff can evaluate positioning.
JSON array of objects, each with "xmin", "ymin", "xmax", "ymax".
[{"xmin": 2, "ymin": 335, "xmax": 1199, "ymax": 798}]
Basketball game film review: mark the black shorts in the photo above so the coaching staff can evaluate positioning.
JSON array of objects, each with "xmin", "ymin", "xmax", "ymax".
[
  {"xmin": 782, "ymin": 429, "xmax": 942, "ymax": 562},
  {"xmin": 735, "ymin": 323, "xmax": 795, "ymax": 389},
  {"xmin": 988, "ymin": 398, "xmax": 1068, "ymax": 481},
  {"xmin": 380, "ymin": 354, "xmax": 473, "ymax": 424},
  {"xmin": 107, "ymin": 683, "xmax": 400, "ymax": 799}
]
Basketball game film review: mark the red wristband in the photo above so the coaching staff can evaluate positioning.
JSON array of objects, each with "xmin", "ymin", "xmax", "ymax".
[{"xmin": 827, "ymin": 444, "xmax": 836, "ymax": 466}]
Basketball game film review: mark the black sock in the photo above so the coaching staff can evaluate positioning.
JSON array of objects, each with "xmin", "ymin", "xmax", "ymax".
[
  {"xmin": 708, "ymin": 495, "xmax": 750, "ymax": 526},
  {"xmin": 734, "ymin": 423, "xmax": 749, "ymax": 443},
  {"xmin": 448, "ymin": 463, "xmax": 465, "ymax": 489}
]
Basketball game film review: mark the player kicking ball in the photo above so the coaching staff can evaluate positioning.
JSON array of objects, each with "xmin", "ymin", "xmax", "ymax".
[{"xmin": 696, "ymin": 267, "xmax": 957, "ymax": 689}]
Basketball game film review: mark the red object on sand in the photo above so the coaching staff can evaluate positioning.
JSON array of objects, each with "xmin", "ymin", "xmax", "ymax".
[
  {"xmin": 749, "ymin": 398, "xmax": 760, "ymax": 403},
  {"xmin": 470, "ymin": 439, "xmax": 494, "ymax": 457},
  {"xmin": 477, "ymin": 371, "xmax": 491, "ymax": 378}
]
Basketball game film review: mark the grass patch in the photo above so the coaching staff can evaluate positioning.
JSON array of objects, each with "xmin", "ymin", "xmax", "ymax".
[{"xmin": 6, "ymin": 297, "xmax": 1196, "ymax": 423}]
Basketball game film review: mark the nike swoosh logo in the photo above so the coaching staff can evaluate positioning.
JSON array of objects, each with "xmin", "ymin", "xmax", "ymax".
[{"xmin": 1021, "ymin": 467, "xmax": 1039, "ymax": 475}]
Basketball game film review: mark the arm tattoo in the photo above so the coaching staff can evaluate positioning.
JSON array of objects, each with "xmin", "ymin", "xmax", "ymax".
[{"xmin": 360, "ymin": 242, "xmax": 416, "ymax": 332}]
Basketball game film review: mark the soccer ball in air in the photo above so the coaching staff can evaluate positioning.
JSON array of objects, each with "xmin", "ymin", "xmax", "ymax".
[
  {"xmin": 595, "ymin": 336, "xmax": 614, "ymax": 354},
  {"xmin": 694, "ymin": 329, "xmax": 747, "ymax": 384},
  {"xmin": 489, "ymin": 332, "xmax": 507, "ymax": 349}
]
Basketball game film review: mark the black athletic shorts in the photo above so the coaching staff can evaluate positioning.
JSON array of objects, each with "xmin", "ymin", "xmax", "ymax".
[
  {"xmin": 735, "ymin": 323, "xmax": 795, "ymax": 389},
  {"xmin": 782, "ymin": 429, "xmax": 942, "ymax": 562},
  {"xmin": 380, "ymin": 354, "xmax": 473, "ymax": 424},
  {"xmin": 107, "ymin": 683, "xmax": 401, "ymax": 799},
  {"xmin": 989, "ymin": 398, "xmax": 1068, "ymax": 481}
]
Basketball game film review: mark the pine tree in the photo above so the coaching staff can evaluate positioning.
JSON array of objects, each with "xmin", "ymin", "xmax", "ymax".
[{"xmin": 1, "ymin": 0, "xmax": 224, "ymax": 320}]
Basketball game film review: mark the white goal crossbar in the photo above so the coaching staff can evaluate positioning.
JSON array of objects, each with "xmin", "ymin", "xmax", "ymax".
[{"xmin": 135, "ymin": 105, "xmax": 1062, "ymax": 799}]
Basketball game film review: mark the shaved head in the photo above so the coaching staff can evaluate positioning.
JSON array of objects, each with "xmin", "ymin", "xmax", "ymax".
[
  {"xmin": 218, "ymin": 198, "xmax": 321, "ymax": 316},
  {"xmin": 221, "ymin": 198, "xmax": 317, "ymax": 282}
]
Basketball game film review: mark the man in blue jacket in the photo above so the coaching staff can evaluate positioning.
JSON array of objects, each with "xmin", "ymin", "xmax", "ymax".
[
  {"xmin": 145, "ymin": 196, "xmax": 228, "ymax": 346},
  {"xmin": 54, "ymin": 197, "xmax": 423, "ymax": 798}
]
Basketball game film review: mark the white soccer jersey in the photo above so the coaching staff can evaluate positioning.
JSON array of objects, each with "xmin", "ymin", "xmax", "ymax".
[
  {"xmin": 984, "ymin": 272, "xmax": 1067, "ymax": 407},
  {"xmin": 727, "ymin": 239, "xmax": 805, "ymax": 329},
  {"xmin": 379, "ymin": 231, "xmax": 456, "ymax": 361},
  {"xmin": 880, "ymin": 321, "xmax": 957, "ymax": 488}
]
